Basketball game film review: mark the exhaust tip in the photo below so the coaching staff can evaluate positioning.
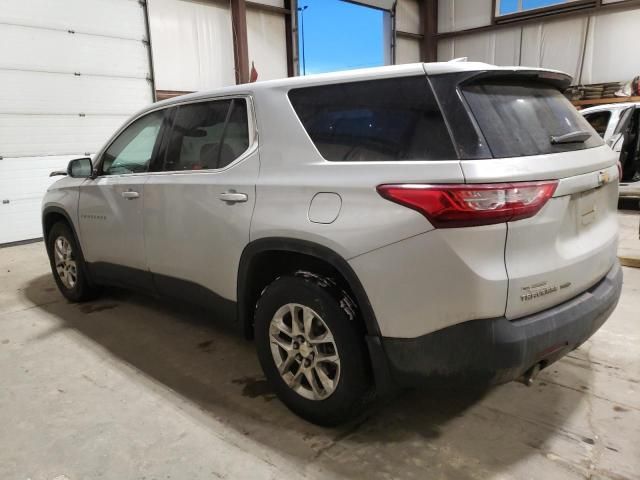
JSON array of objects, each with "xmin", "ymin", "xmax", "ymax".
[{"xmin": 521, "ymin": 363, "xmax": 542, "ymax": 387}]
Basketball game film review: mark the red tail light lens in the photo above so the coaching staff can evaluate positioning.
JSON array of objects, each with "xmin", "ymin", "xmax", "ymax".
[{"xmin": 377, "ymin": 181, "xmax": 558, "ymax": 228}]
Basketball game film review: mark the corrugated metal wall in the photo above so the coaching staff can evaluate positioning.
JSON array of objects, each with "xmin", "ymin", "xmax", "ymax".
[
  {"xmin": 247, "ymin": 5, "xmax": 289, "ymax": 82},
  {"xmin": 147, "ymin": 0, "xmax": 289, "ymax": 92},
  {"xmin": 396, "ymin": 0, "xmax": 422, "ymax": 64},
  {"xmin": 147, "ymin": 0, "xmax": 236, "ymax": 91},
  {"xmin": 436, "ymin": 0, "xmax": 640, "ymax": 85}
]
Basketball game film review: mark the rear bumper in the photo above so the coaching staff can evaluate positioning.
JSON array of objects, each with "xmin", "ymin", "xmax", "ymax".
[{"xmin": 370, "ymin": 261, "xmax": 622, "ymax": 388}]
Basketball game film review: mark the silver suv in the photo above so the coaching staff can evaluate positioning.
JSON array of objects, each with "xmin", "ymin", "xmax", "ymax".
[{"xmin": 42, "ymin": 62, "xmax": 622, "ymax": 425}]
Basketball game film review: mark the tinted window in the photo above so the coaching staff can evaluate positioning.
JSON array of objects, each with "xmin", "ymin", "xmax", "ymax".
[
  {"xmin": 583, "ymin": 111, "xmax": 611, "ymax": 138},
  {"xmin": 461, "ymin": 81, "xmax": 603, "ymax": 158},
  {"xmin": 288, "ymin": 76, "xmax": 455, "ymax": 162},
  {"xmin": 102, "ymin": 110, "xmax": 165, "ymax": 175},
  {"xmin": 163, "ymin": 99, "xmax": 250, "ymax": 171},
  {"xmin": 614, "ymin": 107, "xmax": 634, "ymax": 136}
]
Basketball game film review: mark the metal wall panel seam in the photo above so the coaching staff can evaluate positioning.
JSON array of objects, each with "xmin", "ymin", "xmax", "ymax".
[
  {"xmin": 0, "ymin": 67, "xmax": 151, "ymax": 82},
  {"xmin": 0, "ymin": 21, "xmax": 150, "ymax": 43}
]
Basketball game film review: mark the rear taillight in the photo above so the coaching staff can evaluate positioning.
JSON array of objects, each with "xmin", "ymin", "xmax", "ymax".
[{"xmin": 377, "ymin": 181, "xmax": 558, "ymax": 228}]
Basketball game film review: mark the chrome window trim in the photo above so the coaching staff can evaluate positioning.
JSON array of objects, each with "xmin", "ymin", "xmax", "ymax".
[{"xmin": 92, "ymin": 94, "xmax": 258, "ymax": 178}]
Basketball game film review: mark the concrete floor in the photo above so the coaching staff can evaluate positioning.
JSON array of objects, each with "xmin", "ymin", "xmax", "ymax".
[{"xmin": 1, "ymin": 235, "xmax": 639, "ymax": 479}]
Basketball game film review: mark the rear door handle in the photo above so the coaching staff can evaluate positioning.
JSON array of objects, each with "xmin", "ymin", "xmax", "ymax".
[
  {"xmin": 219, "ymin": 192, "xmax": 248, "ymax": 203},
  {"xmin": 121, "ymin": 190, "xmax": 140, "ymax": 200}
]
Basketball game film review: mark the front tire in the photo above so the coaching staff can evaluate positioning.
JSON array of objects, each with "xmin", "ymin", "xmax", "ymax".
[
  {"xmin": 254, "ymin": 274, "xmax": 371, "ymax": 426},
  {"xmin": 47, "ymin": 222, "xmax": 99, "ymax": 302}
]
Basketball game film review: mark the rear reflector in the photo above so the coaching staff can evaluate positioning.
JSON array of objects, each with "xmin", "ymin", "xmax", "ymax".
[{"xmin": 377, "ymin": 181, "xmax": 558, "ymax": 228}]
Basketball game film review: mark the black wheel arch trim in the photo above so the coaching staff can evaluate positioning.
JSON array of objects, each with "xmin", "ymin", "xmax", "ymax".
[
  {"xmin": 42, "ymin": 206, "xmax": 79, "ymax": 254},
  {"xmin": 237, "ymin": 237, "xmax": 382, "ymax": 339},
  {"xmin": 42, "ymin": 206, "xmax": 96, "ymax": 287}
]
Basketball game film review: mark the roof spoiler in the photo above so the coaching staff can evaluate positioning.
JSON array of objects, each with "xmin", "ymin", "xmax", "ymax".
[{"xmin": 458, "ymin": 69, "xmax": 573, "ymax": 90}]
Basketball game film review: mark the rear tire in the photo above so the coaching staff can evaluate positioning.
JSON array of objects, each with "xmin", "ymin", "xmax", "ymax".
[
  {"xmin": 254, "ymin": 274, "xmax": 371, "ymax": 426},
  {"xmin": 47, "ymin": 222, "xmax": 100, "ymax": 302}
]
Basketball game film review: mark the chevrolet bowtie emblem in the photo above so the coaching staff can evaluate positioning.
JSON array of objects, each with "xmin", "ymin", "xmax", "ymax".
[{"xmin": 598, "ymin": 171, "xmax": 610, "ymax": 186}]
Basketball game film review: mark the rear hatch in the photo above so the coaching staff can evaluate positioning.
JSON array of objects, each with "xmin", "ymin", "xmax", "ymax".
[{"xmin": 431, "ymin": 70, "xmax": 619, "ymax": 319}]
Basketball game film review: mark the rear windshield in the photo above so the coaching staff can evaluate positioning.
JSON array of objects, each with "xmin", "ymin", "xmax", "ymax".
[
  {"xmin": 461, "ymin": 81, "xmax": 603, "ymax": 158},
  {"xmin": 288, "ymin": 76, "xmax": 456, "ymax": 162}
]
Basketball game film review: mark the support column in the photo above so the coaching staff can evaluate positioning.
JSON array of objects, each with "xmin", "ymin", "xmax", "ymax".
[
  {"xmin": 421, "ymin": 0, "xmax": 438, "ymax": 62},
  {"xmin": 284, "ymin": 0, "xmax": 296, "ymax": 76},
  {"xmin": 231, "ymin": 0, "xmax": 250, "ymax": 84}
]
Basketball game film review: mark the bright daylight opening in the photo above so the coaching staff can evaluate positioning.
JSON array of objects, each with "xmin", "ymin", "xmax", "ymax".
[{"xmin": 297, "ymin": 0, "xmax": 385, "ymax": 75}]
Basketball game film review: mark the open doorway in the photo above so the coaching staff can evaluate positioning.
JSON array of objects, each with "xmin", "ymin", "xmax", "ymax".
[
  {"xmin": 297, "ymin": 0, "xmax": 387, "ymax": 75},
  {"xmin": 617, "ymin": 107, "xmax": 640, "ymax": 183}
]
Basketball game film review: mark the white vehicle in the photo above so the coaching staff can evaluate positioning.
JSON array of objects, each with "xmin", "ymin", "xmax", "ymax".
[
  {"xmin": 43, "ymin": 63, "xmax": 622, "ymax": 425},
  {"xmin": 582, "ymin": 102, "xmax": 640, "ymax": 198}
]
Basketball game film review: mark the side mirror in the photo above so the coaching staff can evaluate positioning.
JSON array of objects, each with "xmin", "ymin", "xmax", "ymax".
[{"xmin": 67, "ymin": 157, "xmax": 93, "ymax": 178}]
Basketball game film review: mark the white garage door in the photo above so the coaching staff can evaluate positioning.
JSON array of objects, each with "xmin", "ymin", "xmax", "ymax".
[{"xmin": 0, "ymin": 0, "xmax": 154, "ymax": 244}]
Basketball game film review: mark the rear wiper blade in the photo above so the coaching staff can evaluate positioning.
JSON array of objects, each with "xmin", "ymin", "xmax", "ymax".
[{"xmin": 550, "ymin": 130, "xmax": 591, "ymax": 144}]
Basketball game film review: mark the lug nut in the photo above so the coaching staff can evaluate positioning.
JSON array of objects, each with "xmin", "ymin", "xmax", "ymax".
[
  {"xmin": 292, "ymin": 342, "xmax": 299, "ymax": 350},
  {"xmin": 296, "ymin": 354, "xmax": 302, "ymax": 361}
]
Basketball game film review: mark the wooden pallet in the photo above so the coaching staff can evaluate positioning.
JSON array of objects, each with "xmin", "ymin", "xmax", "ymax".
[
  {"xmin": 572, "ymin": 96, "xmax": 640, "ymax": 107},
  {"xmin": 619, "ymin": 256, "xmax": 640, "ymax": 269}
]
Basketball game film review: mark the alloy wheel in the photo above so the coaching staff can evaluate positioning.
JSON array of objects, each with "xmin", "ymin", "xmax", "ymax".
[
  {"xmin": 54, "ymin": 236, "xmax": 77, "ymax": 289},
  {"xmin": 269, "ymin": 303, "xmax": 341, "ymax": 400}
]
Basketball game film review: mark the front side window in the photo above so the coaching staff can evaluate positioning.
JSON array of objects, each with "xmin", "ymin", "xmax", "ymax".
[
  {"xmin": 162, "ymin": 98, "xmax": 250, "ymax": 171},
  {"xmin": 101, "ymin": 110, "xmax": 165, "ymax": 175},
  {"xmin": 288, "ymin": 76, "xmax": 455, "ymax": 162},
  {"xmin": 583, "ymin": 111, "xmax": 612, "ymax": 138}
]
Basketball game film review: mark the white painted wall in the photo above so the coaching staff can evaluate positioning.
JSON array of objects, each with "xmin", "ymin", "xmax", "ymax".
[
  {"xmin": 436, "ymin": 1, "xmax": 640, "ymax": 85},
  {"xmin": 247, "ymin": 8, "xmax": 289, "ymax": 81},
  {"xmin": 521, "ymin": 18, "xmax": 588, "ymax": 81},
  {"xmin": 438, "ymin": 0, "xmax": 493, "ymax": 33},
  {"xmin": 397, "ymin": 0, "xmax": 421, "ymax": 33},
  {"xmin": 395, "ymin": 0, "xmax": 422, "ymax": 64},
  {"xmin": 148, "ymin": 0, "xmax": 290, "ymax": 87},
  {"xmin": 251, "ymin": 0, "xmax": 285, "ymax": 7},
  {"xmin": 0, "ymin": 0, "xmax": 153, "ymax": 244},
  {"xmin": 581, "ymin": 8, "xmax": 640, "ymax": 84},
  {"xmin": 396, "ymin": 37, "xmax": 422, "ymax": 64},
  {"xmin": 147, "ymin": 0, "xmax": 236, "ymax": 92}
]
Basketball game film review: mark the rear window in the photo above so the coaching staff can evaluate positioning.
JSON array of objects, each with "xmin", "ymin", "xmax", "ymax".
[
  {"xmin": 461, "ymin": 81, "xmax": 603, "ymax": 158},
  {"xmin": 288, "ymin": 76, "xmax": 455, "ymax": 162}
]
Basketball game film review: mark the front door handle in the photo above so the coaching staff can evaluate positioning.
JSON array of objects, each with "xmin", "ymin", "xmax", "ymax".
[
  {"xmin": 219, "ymin": 192, "xmax": 248, "ymax": 203},
  {"xmin": 121, "ymin": 190, "xmax": 140, "ymax": 200}
]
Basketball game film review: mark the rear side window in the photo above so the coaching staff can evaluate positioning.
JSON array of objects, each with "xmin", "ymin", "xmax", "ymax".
[
  {"xmin": 162, "ymin": 98, "xmax": 250, "ymax": 171},
  {"xmin": 461, "ymin": 81, "xmax": 603, "ymax": 158},
  {"xmin": 288, "ymin": 76, "xmax": 455, "ymax": 162},
  {"xmin": 583, "ymin": 111, "xmax": 611, "ymax": 138}
]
